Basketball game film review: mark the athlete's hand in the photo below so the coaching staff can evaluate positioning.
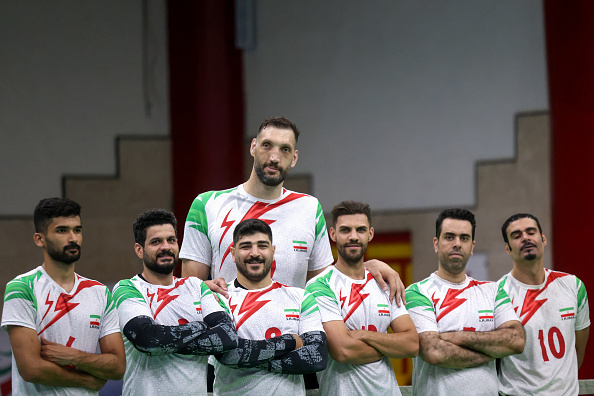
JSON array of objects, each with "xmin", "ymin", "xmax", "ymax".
[
  {"xmin": 205, "ymin": 278, "xmax": 229, "ymax": 298},
  {"xmin": 364, "ymin": 259, "xmax": 406, "ymax": 306},
  {"xmin": 40, "ymin": 337, "xmax": 81, "ymax": 367},
  {"xmin": 292, "ymin": 334, "xmax": 303, "ymax": 349}
]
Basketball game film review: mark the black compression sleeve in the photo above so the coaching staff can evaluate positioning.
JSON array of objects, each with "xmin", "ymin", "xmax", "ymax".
[
  {"xmin": 215, "ymin": 333, "xmax": 297, "ymax": 368},
  {"xmin": 266, "ymin": 331, "xmax": 328, "ymax": 374},
  {"xmin": 176, "ymin": 312, "xmax": 238, "ymax": 355}
]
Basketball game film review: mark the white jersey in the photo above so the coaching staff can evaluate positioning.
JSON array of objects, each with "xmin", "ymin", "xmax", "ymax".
[
  {"xmin": 112, "ymin": 275, "xmax": 226, "ymax": 396},
  {"xmin": 405, "ymin": 273, "xmax": 519, "ymax": 396},
  {"xmin": 212, "ymin": 279, "xmax": 324, "ymax": 396},
  {"xmin": 497, "ymin": 269, "xmax": 590, "ymax": 396},
  {"xmin": 305, "ymin": 267, "xmax": 407, "ymax": 396},
  {"xmin": 1, "ymin": 266, "xmax": 119, "ymax": 396},
  {"xmin": 179, "ymin": 184, "xmax": 334, "ymax": 288}
]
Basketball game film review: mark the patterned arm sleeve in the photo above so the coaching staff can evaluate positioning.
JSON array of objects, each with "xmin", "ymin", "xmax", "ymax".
[
  {"xmin": 214, "ymin": 334, "xmax": 298, "ymax": 368},
  {"xmin": 123, "ymin": 311, "xmax": 238, "ymax": 356},
  {"xmin": 266, "ymin": 330, "xmax": 328, "ymax": 374}
]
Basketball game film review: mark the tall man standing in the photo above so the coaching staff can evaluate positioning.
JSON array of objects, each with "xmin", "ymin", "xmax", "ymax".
[
  {"xmin": 180, "ymin": 116, "xmax": 404, "ymax": 301},
  {"xmin": 405, "ymin": 208, "xmax": 524, "ymax": 395},
  {"xmin": 112, "ymin": 209, "xmax": 238, "ymax": 396},
  {"xmin": 498, "ymin": 213, "xmax": 590, "ymax": 395},
  {"xmin": 212, "ymin": 219, "xmax": 328, "ymax": 395},
  {"xmin": 306, "ymin": 201, "xmax": 418, "ymax": 396},
  {"xmin": 1, "ymin": 198, "xmax": 125, "ymax": 395}
]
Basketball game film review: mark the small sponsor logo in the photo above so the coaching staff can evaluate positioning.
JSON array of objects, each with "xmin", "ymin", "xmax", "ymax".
[
  {"xmin": 377, "ymin": 304, "xmax": 390, "ymax": 317},
  {"xmin": 293, "ymin": 240, "xmax": 308, "ymax": 253},
  {"xmin": 285, "ymin": 308, "xmax": 300, "ymax": 321},
  {"xmin": 560, "ymin": 307, "xmax": 575, "ymax": 320},
  {"xmin": 194, "ymin": 301, "xmax": 202, "ymax": 313},
  {"xmin": 89, "ymin": 315, "xmax": 100, "ymax": 329},
  {"xmin": 478, "ymin": 309, "xmax": 493, "ymax": 322}
]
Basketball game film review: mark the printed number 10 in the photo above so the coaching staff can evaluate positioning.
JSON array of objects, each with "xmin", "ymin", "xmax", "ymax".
[{"xmin": 538, "ymin": 327, "xmax": 565, "ymax": 361}]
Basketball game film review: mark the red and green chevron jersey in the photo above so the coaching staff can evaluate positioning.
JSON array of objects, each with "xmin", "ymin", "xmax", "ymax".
[{"xmin": 179, "ymin": 184, "xmax": 333, "ymax": 288}]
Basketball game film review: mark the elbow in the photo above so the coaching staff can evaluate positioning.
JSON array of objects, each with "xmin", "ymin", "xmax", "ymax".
[
  {"xmin": 512, "ymin": 338, "xmax": 525, "ymax": 355},
  {"xmin": 18, "ymin": 366, "xmax": 41, "ymax": 384},
  {"xmin": 419, "ymin": 349, "xmax": 443, "ymax": 366},
  {"xmin": 407, "ymin": 342, "xmax": 419, "ymax": 358},
  {"xmin": 109, "ymin": 361, "xmax": 126, "ymax": 381}
]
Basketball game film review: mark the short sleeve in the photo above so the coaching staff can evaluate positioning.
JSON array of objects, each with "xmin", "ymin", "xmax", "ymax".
[
  {"xmin": 307, "ymin": 201, "xmax": 334, "ymax": 272},
  {"xmin": 113, "ymin": 280, "xmax": 153, "ymax": 329},
  {"xmin": 305, "ymin": 279, "xmax": 343, "ymax": 323},
  {"xmin": 194, "ymin": 278, "xmax": 228, "ymax": 318},
  {"xmin": 298, "ymin": 289, "xmax": 325, "ymax": 334},
  {"xmin": 1, "ymin": 278, "xmax": 37, "ymax": 331},
  {"xmin": 493, "ymin": 282, "xmax": 520, "ymax": 328},
  {"xmin": 99, "ymin": 287, "xmax": 122, "ymax": 338},
  {"xmin": 405, "ymin": 284, "xmax": 438, "ymax": 334},
  {"xmin": 576, "ymin": 276, "xmax": 590, "ymax": 331},
  {"xmin": 179, "ymin": 192, "xmax": 214, "ymax": 266}
]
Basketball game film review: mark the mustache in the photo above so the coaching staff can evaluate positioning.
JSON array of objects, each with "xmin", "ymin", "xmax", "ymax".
[
  {"xmin": 521, "ymin": 242, "xmax": 536, "ymax": 250},
  {"xmin": 245, "ymin": 257, "xmax": 265, "ymax": 264},
  {"xmin": 156, "ymin": 250, "xmax": 176, "ymax": 259},
  {"xmin": 64, "ymin": 243, "xmax": 81, "ymax": 251}
]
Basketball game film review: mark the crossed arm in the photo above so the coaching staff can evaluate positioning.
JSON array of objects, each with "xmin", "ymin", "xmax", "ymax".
[
  {"xmin": 8, "ymin": 325, "xmax": 124, "ymax": 391},
  {"xmin": 123, "ymin": 311, "xmax": 238, "ymax": 356},
  {"xmin": 418, "ymin": 320, "xmax": 525, "ymax": 369}
]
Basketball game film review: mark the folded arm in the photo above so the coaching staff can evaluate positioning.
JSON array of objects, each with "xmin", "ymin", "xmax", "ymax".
[
  {"xmin": 215, "ymin": 333, "xmax": 298, "ymax": 369},
  {"xmin": 266, "ymin": 331, "xmax": 328, "ymax": 374},
  {"xmin": 439, "ymin": 320, "xmax": 525, "ymax": 358},
  {"xmin": 123, "ymin": 311, "xmax": 238, "ymax": 356},
  {"xmin": 8, "ymin": 326, "xmax": 106, "ymax": 391},
  {"xmin": 322, "ymin": 320, "xmax": 384, "ymax": 364},
  {"xmin": 349, "ymin": 315, "xmax": 419, "ymax": 359},
  {"xmin": 418, "ymin": 331, "xmax": 494, "ymax": 368}
]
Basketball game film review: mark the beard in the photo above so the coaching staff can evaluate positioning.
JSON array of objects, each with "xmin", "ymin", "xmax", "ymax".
[
  {"xmin": 254, "ymin": 159, "xmax": 290, "ymax": 187},
  {"xmin": 237, "ymin": 256, "xmax": 273, "ymax": 283},
  {"xmin": 46, "ymin": 240, "xmax": 81, "ymax": 265},
  {"xmin": 144, "ymin": 250, "xmax": 178, "ymax": 275},
  {"xmin": 337, "ymin": 242, "xmax": 368, "ymax": 266}
]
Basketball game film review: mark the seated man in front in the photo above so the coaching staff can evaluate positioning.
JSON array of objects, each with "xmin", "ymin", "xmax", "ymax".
[{"xmin": 212, "ymin": 219, "xmax": 328, "ymax": 395}]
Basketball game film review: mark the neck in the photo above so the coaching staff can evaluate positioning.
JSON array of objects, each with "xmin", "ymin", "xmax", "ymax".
[
  {"xmin": 511, "ymin": 258, "xmax": 545, "ymax": 285},
  {"xmin": 42, "ymin": 258, "xmax": 76, "ymax": 293},
  {"xmin": 243, "ymin": 172, "xmax": 283, "ymax": 200},
  {"xmin": 335, "ymin": 259, "xmax": 366, "ymax": 280},
  {"xmin": 236, "ymin": 273, "xmax": 273, "ymax": 290},
  {"xmin": 141, "ymin": 267, "xmax": 174, "ymax": 286},
  {"xmin": 435, "ymin": 267, "xmax": 466, "ymax": 284}
]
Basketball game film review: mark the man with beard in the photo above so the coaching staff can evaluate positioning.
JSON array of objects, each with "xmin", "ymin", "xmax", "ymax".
[
  {"xmin": 112, "ymin": 209, "xmax": 238, "ymax": 396},
  {"xmin": 212, "ymin": 219, "xmax": 328, "ymax": 395},
  {"xmin": 497, "ymin": 213, "xmax": 590, "ymax": 395},
  {"xmin": 1, "ymin": 197, "xmax": 125, "ymax": 395},
  {"xmin": 180, "ymin": 116, "xmax": 405, "ymax": 304},
  {"xmin": 404, "ymin": 208, "xmax": 524, "ymax": 396},
  {"xmin": 306, "ymin": 201, "xmax": 418, "ymax": 396}
]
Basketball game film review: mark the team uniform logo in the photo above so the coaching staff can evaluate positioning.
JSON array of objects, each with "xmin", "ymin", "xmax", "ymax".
[
  {"xmin": 478, "ymin": 309, "xmax": 494, "ymax": 322},
  {"xmin": 89, "ymin": 315, "xmax": 101, "ymax": 328},
  {"xmin": 560, "ymin": 306, "xmax": 575, "ymax": 320},
  {"xmin": 285, "ymin": 308, "xmax": 299, "ymax": 321},
  {"xmin": 293, "ymin": 240, "xmax": 308, "ymax": 253},
  {"xmin": 377, "ymin": 304, "xmax": 390, "ymax": 317},
  {"xmin": 194, "ymin": 301, "xmax": 202, "ymax": 313}
]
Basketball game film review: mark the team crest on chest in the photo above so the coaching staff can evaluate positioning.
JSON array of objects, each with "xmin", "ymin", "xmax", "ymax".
[
  {"xmin": 89, "ymin": 315, "xmax": 101, "ymax": 329},
  {"xmin": 293, "ymin": 240, "xmax": 308, "ymax": 253},
  {"xmin": 560, "ymin": 306, "xmax": 575, "ymax": 320}
]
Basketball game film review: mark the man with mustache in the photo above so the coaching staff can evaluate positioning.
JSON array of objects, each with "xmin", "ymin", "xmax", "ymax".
[
  {"xmin": 212, "ymin": 219, "xmax": 328, "ymax": 395},
  {"xmin": 180, "ymin": 116, "xmax": 405, "ymax": 303},
  {"xmin": 112, "ymin": 209, "xmax": 238, "ymax": 395},
  {"xmin": 405, "ymin": 208, "xmax": 524, "ymax": 395},
  {"xmin": 306, "ymin": 201, "xmax": 418, "ymax": 396},
  {"xmin": 497, "ymin": 213, "xmax": 590, "ymax": 395},
  {"xmin": 1, "ymin": 197, "xmax": 125, "ymax": 395}
]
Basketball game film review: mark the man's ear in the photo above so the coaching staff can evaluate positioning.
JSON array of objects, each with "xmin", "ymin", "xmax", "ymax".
[
  {"xmin": 329, "ymin": 227, "xmax": 336, "ymax": 242},
  {"xmin": 291, "ymin": 149, "xmax": 299, "ymax": 168},
  {"xmin": 504, "ymin": 243, "xmax": 511, "ymax": 255},
  {"xmin": 369, "ymin": 227, "xmax": 374, "ymax": 242},
  {"xmin": 134, "ymin": 243, "xmax": 144, "ymax": 260},
  {"xmin": 250, "ymin": 138, "xmax": 257, "ymax": 157},
  {"xmin": 433, "ymin": 237, "xmax": 439, "ymax": 254},
  {"xmin": 34, "ymin": 233, "xmax": 45, "ymax": 248}
]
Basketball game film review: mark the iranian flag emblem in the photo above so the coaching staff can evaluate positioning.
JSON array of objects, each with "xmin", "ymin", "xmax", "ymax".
[
  {"xmin": 293, "ymin": 240, "xmax": 307, "ymax": 252},
  {"xmin": 194, "ymin": 301, "xmax": 202, "ymax": 313},
  {"xmin": 285, "ymin": 308, "xmax": 300, "ymax": 320},
  {"xmin": 89, "ymin": 315, "xmax": 100, "ymax": 328},
  {"xmin": 377, "ymin": 304, "xmax": 390, "ymax": 316},
  {"xmin": 560, "ymin": 306, "xmax": 575, "ymax": 320},
  {"xmin": 478, "ymin": 309, "xmax": 494, "ymax": 322}
]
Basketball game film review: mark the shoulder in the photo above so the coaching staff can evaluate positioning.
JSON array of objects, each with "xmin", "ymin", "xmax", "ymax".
[{"xmin": 189, "ymin": 187, "xmax": 240, "ymax": 208}]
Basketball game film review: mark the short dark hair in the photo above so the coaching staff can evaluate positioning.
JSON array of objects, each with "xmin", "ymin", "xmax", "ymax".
[
  {"xmin": 133, "ymin": 209, "xmax": 177, "ymax": 246},
  {"xmin": 331, "ymin": 200, "xmax": 371, "ymax": 227},
  {"xmin": 501, "ymin": 213, "xmax": 543, "ymax": 245},
  {"xmin": 435, "ymin": 208, "xmax": 476, "ymax": 240},
  {"xmin": 34, "ymin": 197, "xmax": 81, "ymax": 234},
  {"xmin": 233, "ymin": 219, "xmax": 273, "ymax": 245},
  {"xmin": 257, "ymin": 116, "xmax": 300, "ymax": 143}
]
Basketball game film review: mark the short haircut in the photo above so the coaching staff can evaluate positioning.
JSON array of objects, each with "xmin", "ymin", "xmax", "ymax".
[
  {"xmin": 133, "ymin": 209, "xmax": 177, "ymax": 246},
  {"xmin": 501, "ymin": 213, "xmax": 543, "ymax": 245},
  {"xmin": 34, "ymin": 197, "xmax": 81, "ymax": 234},
  {"xmin": 331, "ymin": 200, "xmax": 372, "ymax": 227},
  {"xmin": 435, "ymin": 208, "xmax": 476, "ymax": 240},
  {"xmin": 257, "ymin": 116, "xmax": 300, "ymax": 143},
  {"xmin": 233, "ymin": 219, "xmax": 273, "ymax": 245}
]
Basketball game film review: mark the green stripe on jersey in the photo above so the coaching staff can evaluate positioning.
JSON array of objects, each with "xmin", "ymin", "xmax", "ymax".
[
  {"xmin": 4, "ymin": 270, "xmax": 43, "ymax": 309},
  {"xmin": 105, "ymin": 288, "xmax": 116, "ymax": 314},
  {"xmin": 301, "ymin": 290, "xmax": 319, "ymax": 317},
  {"xmin": 405, "ymin": 282, "xmax": 434, "ymax": 312},
  {"xmin": 577, "ymin": 277, "xmax": 588, "ymax": 309},
  {"xmin": 199, "ymin": 281, "xmax": 214, "ymax": 299},
  {"xmin": 186, "ymin": 188, "xmax": 237, "ymax": 239},
  {"xmin": 113, "ymin": 279, "xmax": 144, "ymax": 308},
  {"xmin": 314, "ymin": 202, "xmax": 328, "ymax": 239},
  {"xmin": 305, "ymin": 270, "xmax": 337, "ymax": 304},
  {"xmin": 495, "ymin": 282, "xmax": 512, "ymax": 308}
]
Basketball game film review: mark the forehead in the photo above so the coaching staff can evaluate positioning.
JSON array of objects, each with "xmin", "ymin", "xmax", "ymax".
[
  {"xmin": 335, "ymin": 213, "xmax": 370, "ymax": 228},
  {"xmin": 48, "ymin": 216, "xmax": 81, "ymax": 229},
  {"xmin": 440, "ymin": 218, "xmax": 472, "ymax": 236},
  {"xmin": 257, "ymin": 127, "xmax": 296, "ymax": 147},
  {"xmin": 237, "ymin": 232, "xmax": 271, "ymax": 244},
  {"xmin": 145, "ymin": 224, "xmax": 176, "ymax": 239},
  {"xmin": 506, "ymin": 217, "xmax": 539, "ymax": 235}
]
